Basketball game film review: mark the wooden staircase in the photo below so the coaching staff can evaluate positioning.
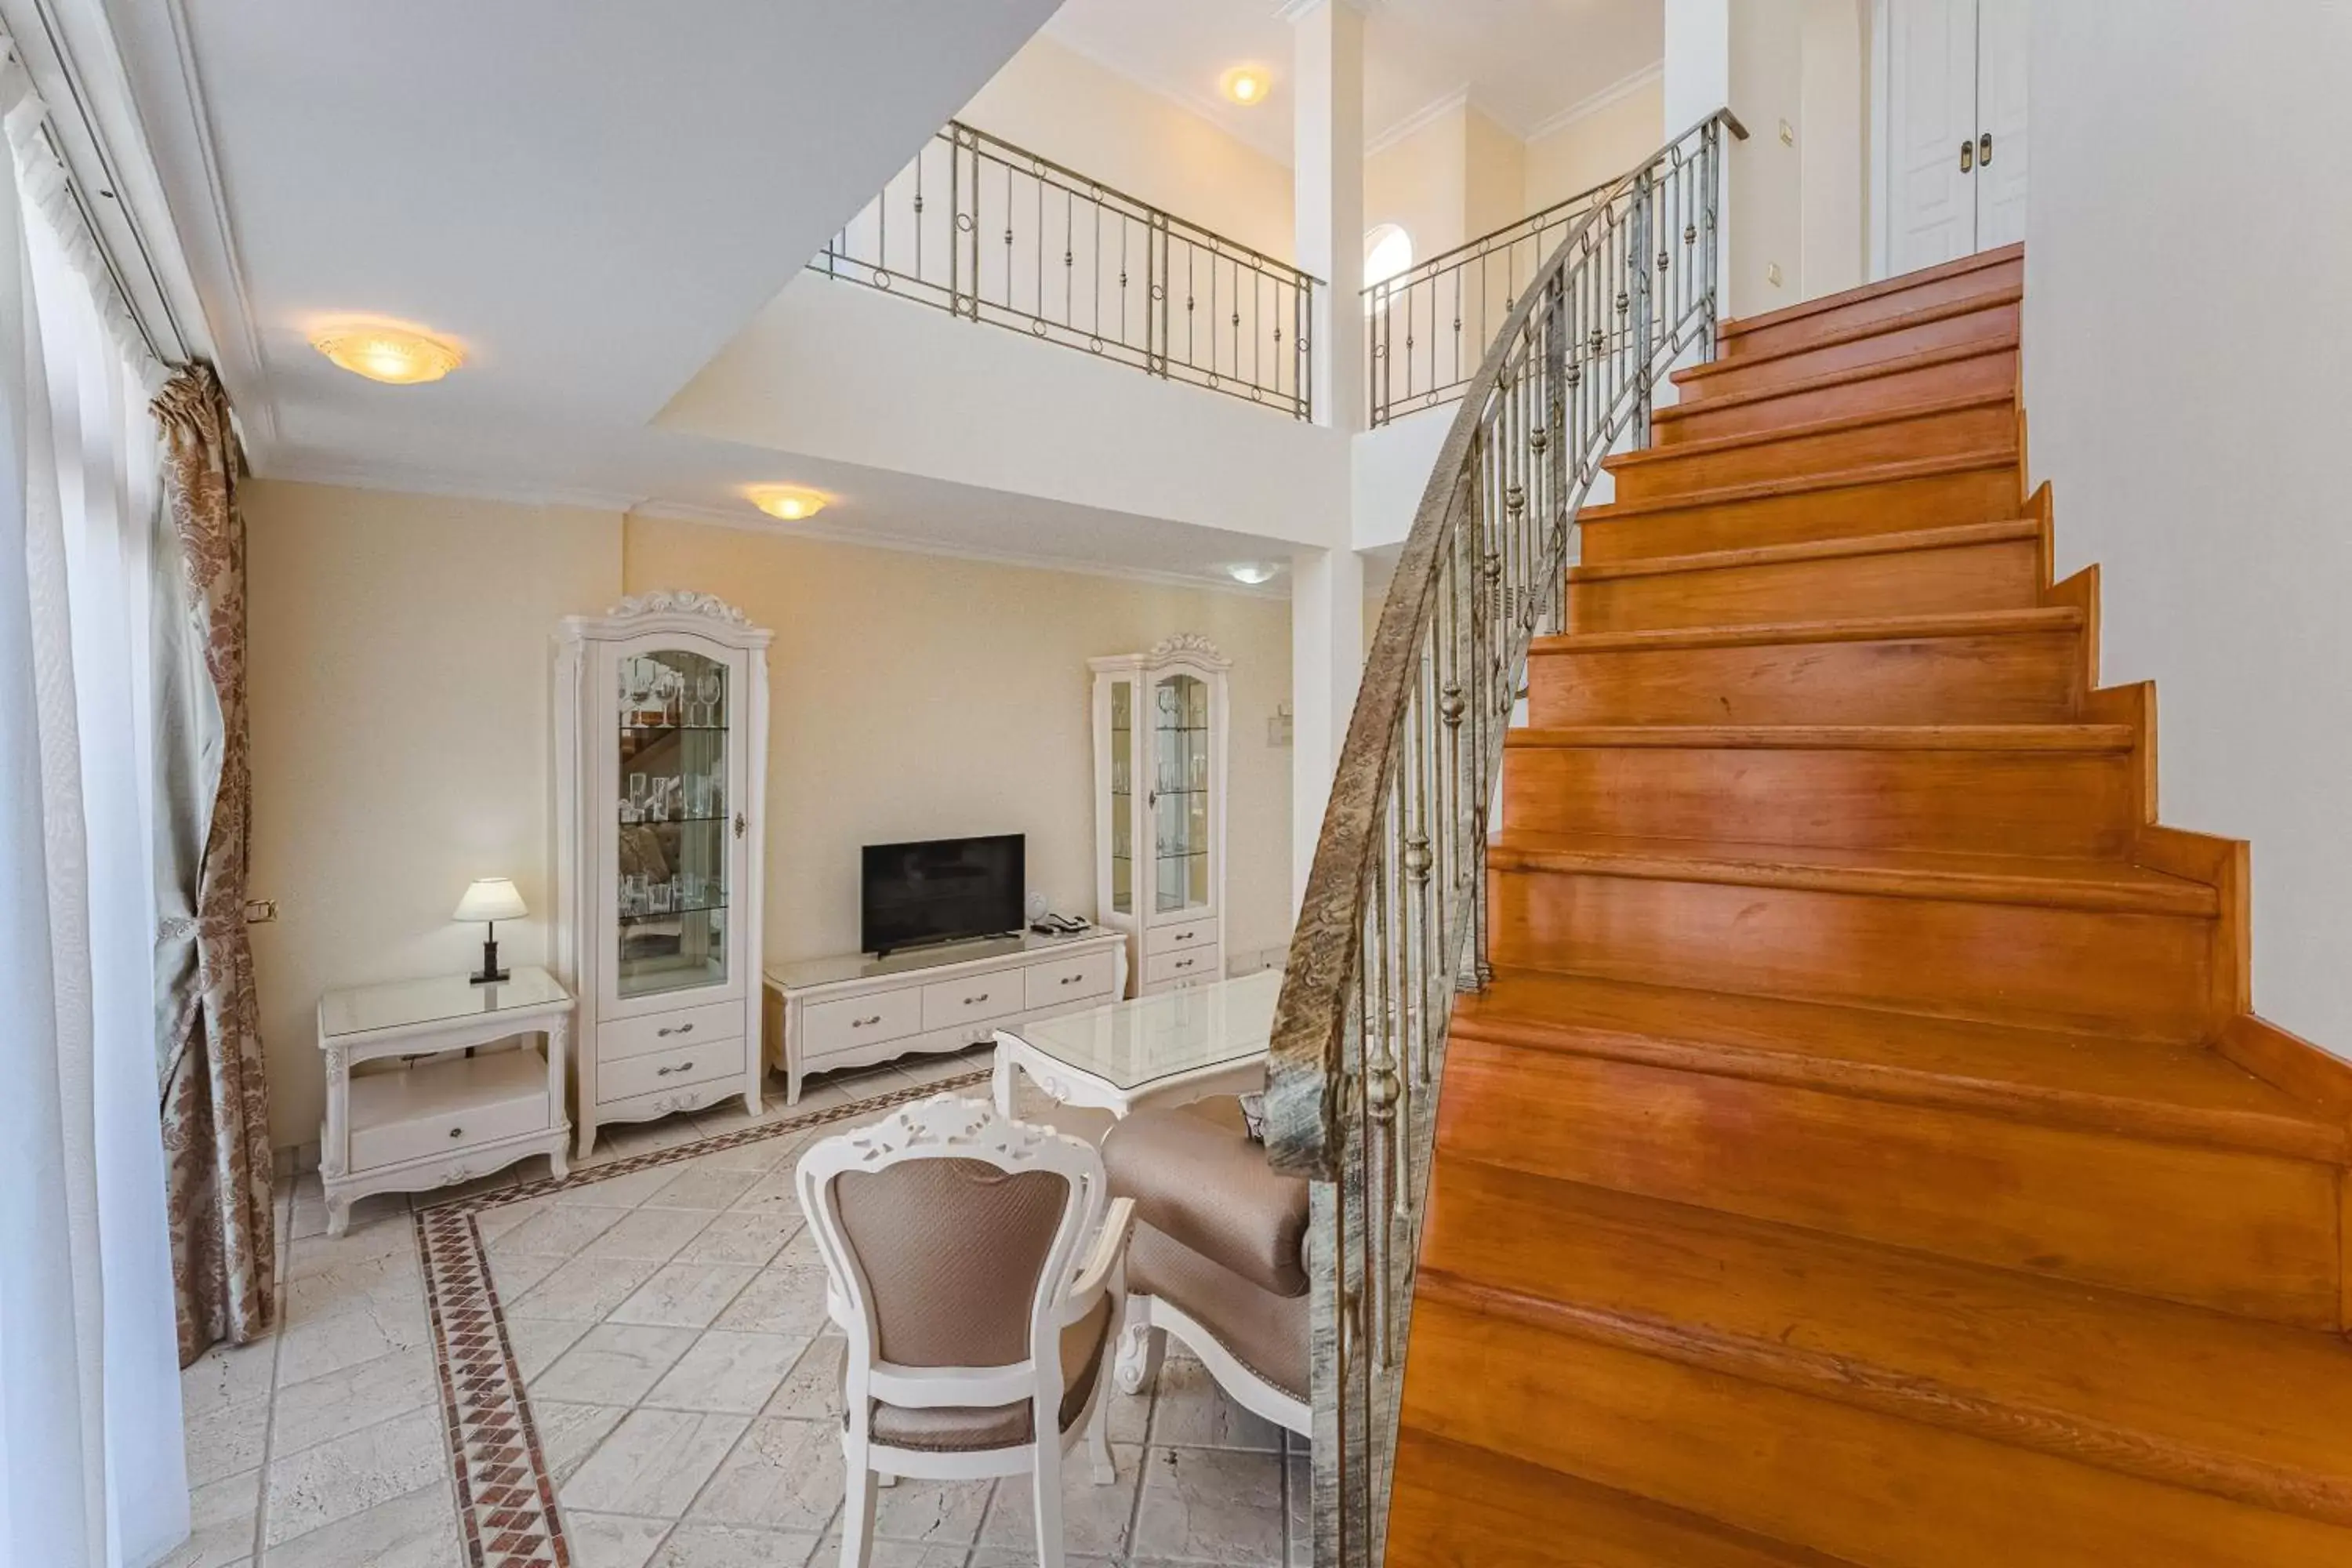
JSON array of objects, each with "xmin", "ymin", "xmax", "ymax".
[{"xmin": 1385, "ymin": 242, "xmax": 2352, "ymax": 1566}]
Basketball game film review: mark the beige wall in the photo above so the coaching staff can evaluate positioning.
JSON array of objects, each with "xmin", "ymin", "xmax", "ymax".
[
  {"xmin": 622, "ymin": 518, "xmax": 1294, "ymax": 967},
  {"xmin": 244, "ymin": 481, "xmax": 1292, "ymax": 1149},
  {"xmin": 960, "ymin": 35, "xmax": 1296, "ymax": 262},
  {"xmin": 1463, "ymin": 107, "xmax": 1530, "ymax": 240},
  {"xmin": 1524, "ymin": 77, "xmax": 1667, "ymax": 210},
  {"xmin": 1366, "ymin": 106, "xmax": 1469, "ymax": 263},
  {"xmin": 245, "ymin": 481, "xmax": 625, "ymax": 1149}
]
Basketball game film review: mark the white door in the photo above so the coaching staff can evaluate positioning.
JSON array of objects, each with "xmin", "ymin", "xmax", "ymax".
[
  {"xmin": 1875, "ymin": 0, "xmax": 2030, "ymax": 274},
  {"xmin": 1973, "ymin": 0, "xmax": 2031, "ymax": 249}
]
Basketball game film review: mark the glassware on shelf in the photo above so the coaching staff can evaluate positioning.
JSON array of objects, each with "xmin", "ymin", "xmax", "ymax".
[{"xmin": 698, "ymin": 672, "xmax": 723, "ymax": 728}]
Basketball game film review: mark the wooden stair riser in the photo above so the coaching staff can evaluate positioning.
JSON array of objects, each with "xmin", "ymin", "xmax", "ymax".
[
  {"xmin": 1656, "ymin": 341, "xmax": 2017, "ymax": 448},
  {"xmin": 1677, "ymin": 299, "xmax": 2020, "ymax": 403},
  {"xmin": 1387, "ymin": 1431, "xmax": 1858, "ymax": 1568},
  {"xmin": 1581, "ymin": 464, "xmax": 2022, "ymax": 562},
  {"xmin": 1400, "ymin": 1303, "xmax": 2352, "ymax": 1568},
  {"xmin": 1720, "ymin": 253, "xmax": 2024, "ymax": 361},
  {"xmin": 1527, "ymin": 627, "xmax": 2083, "ymax": 726},
  {"xmin": 1436, "ymin": 1038, "xmax": 2343, "ymax": 1325},
  {"xmin": 1567, "ymin": 531, "xmax": 2042, "ymax": 632},
  {"xmin": 1610, "ymin": 401, "xmax": 2018, "ymax": 505},
  {"xmin": 1488, "ymin": 864, "xmax": 2218, "ymax": 1039},
  {"xmin": 1500, "ymin": 741, "xmax": 2134, "ymax": 857}
]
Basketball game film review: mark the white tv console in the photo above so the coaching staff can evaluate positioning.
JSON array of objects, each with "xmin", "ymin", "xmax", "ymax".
[{"xmin": 764, "ymin": 926, "xmax": 1128, "ymax": 1105}]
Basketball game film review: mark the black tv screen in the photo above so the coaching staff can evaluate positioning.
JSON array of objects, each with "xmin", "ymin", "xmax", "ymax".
[{"xmin": 860, "ymin": 834, "xmax": 1025, "ymax": 955}]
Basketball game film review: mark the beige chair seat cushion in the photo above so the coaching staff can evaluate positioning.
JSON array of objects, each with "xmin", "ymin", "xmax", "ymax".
[
  {"xmin": 1102, "ymin": 1096, "xmax": 1310, "ymax": 1301},
  {"xmin": 863, "ymin": 1291, "xmax": 1116, "ymax": 1454},
  {"xmin": 1127, "ymin": 1219, "xmax": 1308, "ymax": 1400}
]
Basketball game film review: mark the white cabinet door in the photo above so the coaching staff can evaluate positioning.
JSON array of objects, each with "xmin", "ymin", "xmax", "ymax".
[
  {"xmin": 1973, "ymin": 0, "xmax": 2031, "ymax": 250},
  {"xmin": 1884, "ymin": 0, "xmax": 1980, "ymax": 274}
]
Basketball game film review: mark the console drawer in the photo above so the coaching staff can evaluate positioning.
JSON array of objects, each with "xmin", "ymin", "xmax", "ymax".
[
  {"xmin": 1024, "ymin": 950, "xmax": 1116, "ymax": 1010},
  {"xmin": 600, "ymin": 999, "xmax": 742, "ymax": 1063},
  {"xmin": 922, "ymin": 971, "xmax": 1025, "ymax": 1033},
  {"xmin": 1145, "ymin": 946, "xmax": 1217, "ymax": 986},
  {"xmin": 598, "ymin": 1034, "xmax": 743, "ymax": 1104},
  {"xmin": 1147, "ymin": 916, "xmax": 1218, "ymax": 956},
  {"xmin": 800, "ymin": 987, "xmax": 924, "ymax": 1059},
  {"xmin": 348, "ymin": 1049, "xmax": 550, "ymax": 1172}
]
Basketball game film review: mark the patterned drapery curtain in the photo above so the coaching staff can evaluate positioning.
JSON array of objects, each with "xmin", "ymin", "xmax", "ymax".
[{"xmin": 151, "ymin": 362, "xmax": 274, "ymax": 1365}]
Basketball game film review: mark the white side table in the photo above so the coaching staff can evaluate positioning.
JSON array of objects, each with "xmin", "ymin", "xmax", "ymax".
[
  {"xmin": 990, "ymin": 967, "xmax": 1277, "ymax": 1121},
  {"xmin": 316, "ymin": 967, "xmax": 575, "ymax": 1236}
]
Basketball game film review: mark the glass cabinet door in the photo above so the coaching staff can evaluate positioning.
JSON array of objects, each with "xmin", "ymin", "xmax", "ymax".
[
  {"xmin": 1151, "ymin": 673, "xmax": 1212, "ymax": 916},
  {"xmin": 614, "ymin": 648, "xmax": 731, "ymax": 1000},
  {"xmin": 1108, "ymin": 677, "xmax": 1134, "ymax": 916}
]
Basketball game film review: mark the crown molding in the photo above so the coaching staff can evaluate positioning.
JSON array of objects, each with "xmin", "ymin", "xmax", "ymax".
[
  {"xmin": 627, "ymin": 498, "xmax": 1288, "ymax": 600},
  {"xmin": 1523, "ymin": 60, "xmax": 1663, "ymax": 145},
  {"xmin": 1364, "ymin": 85, "xmax": 1468, "ymax": 158},
  {"xmin": 256, "ymin": 455, "xmax": 645, "ymax": 514}
]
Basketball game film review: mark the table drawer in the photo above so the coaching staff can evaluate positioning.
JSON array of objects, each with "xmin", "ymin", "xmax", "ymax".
[
  {"xmin": 923, "ymin": 971, "xmax": 1025, "ymax": 1033},
  {"xmin": 1023, "ymin": 950, "xmax": 1116, "ymax": 1011},
  {"xmin": 598, "ymin": 1033, "xmax": 743, "ymax": 1104},
  {"xmin": 800, "ymin": 988, "xmax": 924, "ymax": 1058},
  {"xmin": 1145, "ymin": 946, "xmax": 1217, "ymax": 986},
  {"xmin": 348, "ymin": 1050, "xmax": 550, "ymax": 1172},
  {"xmin": 600, "ymin": 999, "xmax": 742, "ymax": 1063},
  {"xmin": 1147, "ymin": 916, "xmax": 1218, "ymax": 956}
]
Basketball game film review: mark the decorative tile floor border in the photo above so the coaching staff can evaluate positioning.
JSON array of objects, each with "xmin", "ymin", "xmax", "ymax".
[{"xmin": 412, "ymin": 1073, "xmax": 989, "ymax": 1568}]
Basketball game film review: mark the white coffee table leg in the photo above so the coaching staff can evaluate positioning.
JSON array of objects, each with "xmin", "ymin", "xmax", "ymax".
[{"xmin": 992, "ymin": 1039, "xmax": 1022, "ymax": 1118}]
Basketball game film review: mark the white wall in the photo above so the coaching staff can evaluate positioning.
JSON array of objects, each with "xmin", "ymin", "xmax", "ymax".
[{"xmin": 2023, "ymin": 4, "xmax": 2352, "ymax": 1058}]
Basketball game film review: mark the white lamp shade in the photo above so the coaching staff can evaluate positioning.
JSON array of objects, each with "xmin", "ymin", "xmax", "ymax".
[{"xmin": 452, "ymin": 877, "xmax": 528, "ymax": 923}]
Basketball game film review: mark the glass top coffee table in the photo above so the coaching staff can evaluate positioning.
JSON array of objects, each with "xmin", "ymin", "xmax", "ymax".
[{"xmin": 991, "ymin": 968, "xmax": 1279, "ymax": 1120}]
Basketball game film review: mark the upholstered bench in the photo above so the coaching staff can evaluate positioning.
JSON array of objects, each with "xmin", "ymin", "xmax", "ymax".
[{"xmin": 1099, "ymin": 1095, "xmax": 1311, "ymax": 1436}]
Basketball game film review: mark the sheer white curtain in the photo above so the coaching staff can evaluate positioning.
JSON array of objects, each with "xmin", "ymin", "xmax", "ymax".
[{"xmin": 0, "ymin": 55, "xmax": 191, "ymax": 1568}]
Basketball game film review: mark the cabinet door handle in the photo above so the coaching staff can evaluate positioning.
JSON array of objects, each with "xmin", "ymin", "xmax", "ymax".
[
  {"xmin": 657, "ymin": 1061, "xmax": 695, "ymax": 1076},
  {"xmin": 658, "ymin": 1022, "xmax": 695, "ymax": 1037},
  {"xmin": 734, "ymin": 811, "xmax": 747, "ymax": 840},
  {"xmin": 1978, "ymin": 131, "xmax": 1993, "ymax": 167},
  {"xmin": 1959, "ymin": 137, "xmax": 1975, "ymax": 173}
]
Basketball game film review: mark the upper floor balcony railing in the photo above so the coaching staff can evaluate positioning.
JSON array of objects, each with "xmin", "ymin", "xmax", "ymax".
[
  {"xmin": 1367, "ymin": 177, "xmax": 1621, "ymax": 426},
  {"xmin": 814, "ymin": 121, "xmax": 1318, "ymax": 419}
]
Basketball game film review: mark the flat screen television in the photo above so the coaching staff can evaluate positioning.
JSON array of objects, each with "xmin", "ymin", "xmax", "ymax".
[{"xmin": 860, "ymin": 833, "xmax": 1025, "ymax": 956}]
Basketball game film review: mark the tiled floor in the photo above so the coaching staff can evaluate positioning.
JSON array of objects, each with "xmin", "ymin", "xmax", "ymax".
[{"xmin": 173, "ymin": 1048, "xmax": 1306, "ymax": 1567}]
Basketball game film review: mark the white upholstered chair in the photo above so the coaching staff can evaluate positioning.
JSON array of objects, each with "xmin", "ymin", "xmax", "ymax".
[{"xmin": 794, "ymin": 1094, "xmax": 1134, "ymax": 1568}]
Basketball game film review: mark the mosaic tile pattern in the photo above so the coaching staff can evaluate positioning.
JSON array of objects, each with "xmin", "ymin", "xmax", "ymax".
[{"xmin": 180, "ymin": 1051, "xmax": 1307, "ymax": 1566}]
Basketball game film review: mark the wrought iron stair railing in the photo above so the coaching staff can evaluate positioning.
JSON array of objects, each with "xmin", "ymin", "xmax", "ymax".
[
  {"xmin": 1264, "ymin": 108, "xmax": 1746, "ymax": 1566},
  {"xmin": 812, "ymin": 120, "xmax": 1318, "ymax": 419}
]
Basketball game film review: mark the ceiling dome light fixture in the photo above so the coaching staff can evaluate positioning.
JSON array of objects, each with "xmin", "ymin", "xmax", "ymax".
[
  {"xmin": 1219, "ymin": 65, "xmax": 1271, "ymax": 107},
  {"xmin": 1225, "ymin": 562, "xmax": 1278, "ymax": 585},
  {"xmin": 748, "ymin": 485, "xmax": 829, "ymax": 522},
  {"xmin": 310, "ymin": 323, "xmax": 464, "ymax": 385}
]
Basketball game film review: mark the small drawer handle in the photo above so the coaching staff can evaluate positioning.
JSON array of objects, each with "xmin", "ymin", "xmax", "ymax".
[
  {"xmin": 1174, "ymin": 958, "xmax": 1195, "ymax": 971},
  {"xmin": 853, "ymin": 1014, "xmax": 882, "ymax": 1028},
  {"xmin": 1174, "ymin": 931, "xmax": 1192, "ymax": 942},
  {"xmin": 963, "ymin": 993, "xmax": 989, "ymax": 1006},
  {"xmin": 658, "ymin": 1022, "xmax": 695, "ymax": 1037},
  {"xmin": 657, "ymin": 1061, "xmax": 695, "ymax": 1076},
  {"xmin": 448, "ymin": 1127, "xmax": 463, "ymax": 1138},
  {"xmin": 1060, "ymin": 975, "xmax": 1078, "ymax": 985}
]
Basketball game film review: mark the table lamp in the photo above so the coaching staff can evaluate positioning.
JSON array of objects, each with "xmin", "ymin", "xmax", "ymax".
[{"xmin": 453, "ymin": 877, "xmax": 526, "ymax": 985}]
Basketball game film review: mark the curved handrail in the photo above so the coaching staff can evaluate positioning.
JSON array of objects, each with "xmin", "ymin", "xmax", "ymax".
[{"xmin": 1264, "ymin": 108, "xmax": 1744, "ymax": 1566}]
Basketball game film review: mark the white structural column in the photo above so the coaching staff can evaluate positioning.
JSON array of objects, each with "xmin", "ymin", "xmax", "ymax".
[{"xmin": 1285, "ymin": 0, "xmax": 1368, "ymax": 906}]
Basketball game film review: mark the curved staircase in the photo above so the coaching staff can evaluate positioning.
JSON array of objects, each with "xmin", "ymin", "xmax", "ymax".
[{"xmin": 1385, "ymin": 243, "xmax": 2352, "ymax": 1566}]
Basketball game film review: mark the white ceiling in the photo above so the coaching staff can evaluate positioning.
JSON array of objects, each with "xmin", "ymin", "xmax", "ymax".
[{"xmin": 1044, "ymin": 0, "xmax": 1664, "ymax": 162}]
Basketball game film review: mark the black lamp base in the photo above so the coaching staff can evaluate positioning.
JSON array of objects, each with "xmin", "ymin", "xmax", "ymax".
[{"xmin": 470, "ymin": 929, "xmax": 510, "ymax": 986}]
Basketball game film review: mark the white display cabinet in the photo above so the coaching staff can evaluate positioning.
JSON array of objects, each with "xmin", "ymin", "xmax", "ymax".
[{"xmin": 1090, "ymin": 633, "xmax": 1229, "ymax": 996}]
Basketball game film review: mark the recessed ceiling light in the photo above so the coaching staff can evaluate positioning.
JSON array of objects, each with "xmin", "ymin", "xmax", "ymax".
[
  {"xmin": 310, "ymin": 324, "xmax": 463, "ymax": 385},
  {"xmin": 1220, "ymin": 66, "xmax": 1271, "ymax": 107},
  {"xmin": 1225, "ymin": 562, "xmax": 1278, "ymax": 585},
  {"xmin": 748, "ymin": 485, "xmax": 829, "ymax": 522}
]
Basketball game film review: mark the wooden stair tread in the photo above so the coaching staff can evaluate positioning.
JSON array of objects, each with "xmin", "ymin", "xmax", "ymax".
[
  {"xmin": 1487, "ymin": 829, "xmax": 2220, "ymax": 916},
  {"xmin": 1534, "ymin": 604, "xmax": 2078, "ymax": 655},
  {"xmin": 1673, "ymin": 287, "xmax": 2024, "ymax": 386},
  {"xmin": 1450, "ymin": 970, "xmax": 2344, "ymax": 1160},
  {"xmin": 1506, "ymin": 722, "xmax": 2132, "ymax": 753},
  {"xmin": 1605, "ymin": 387, "xmax": 2014, "ymax": 470},
  {"xmin": 1389, "ymin": 1428, "xmax": 1863, "ymax": 1568},
  {"xmin": 1653, "ymin": 336, "xmax": 2019, "ymax": 427},
  {"xmin": 1416, "ymin": 1160, "xmax": 2352, "ymax": 1525},
  {"xmin": 1719, "ymin": 242, "xmax": 2024, "ymax": 341},
  {"xmin": 1577, "ymin": 448, "xmax": 2019, "ymax": 521},
  {"xmin": 1567, "ymin": 518, "xmax": 2041, "ymax": 583}
]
